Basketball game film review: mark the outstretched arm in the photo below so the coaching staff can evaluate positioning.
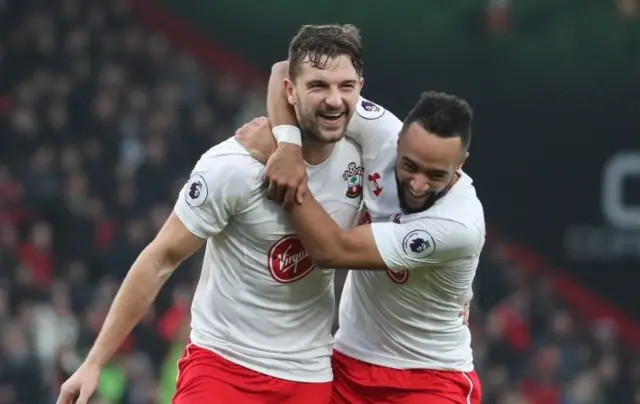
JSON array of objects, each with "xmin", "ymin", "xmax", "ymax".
[
  {"xmin": 57, "ymin": 212, "xmax": 203, "ymax": 404},
  {"xmin": 58, "ymin": 156, "xmax": 252, "ymax": 404},
  {"xmin": 84, "ymin": 213, "xmax": 203, "ymax": 367},
  {"xmin": 81, "ymin": 155, "xmax": 251, "ymax": 367}
]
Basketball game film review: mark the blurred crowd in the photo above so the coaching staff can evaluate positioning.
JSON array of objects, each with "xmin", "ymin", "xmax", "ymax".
[{"xmin": 0, "ymin": 1, "xmax": 638, "ymax": 403}]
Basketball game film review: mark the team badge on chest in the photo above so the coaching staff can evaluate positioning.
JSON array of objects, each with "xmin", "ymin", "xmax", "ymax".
[{"xmin": 343, "ymin": 162, "xmax": 364, "ymax": 199}]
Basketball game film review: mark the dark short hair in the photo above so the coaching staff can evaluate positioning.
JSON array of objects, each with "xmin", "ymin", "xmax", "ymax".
[
  {"xmin": 288, "ymin": 24, "xmax": 363, "ymax": 80},
  {"xmin": 403, "ymin": 91, "xmax": 473, "ymax": 150}
]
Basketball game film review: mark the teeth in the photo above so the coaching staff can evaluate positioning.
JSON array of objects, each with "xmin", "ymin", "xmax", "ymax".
[
  {"xmin": 322, "ymin": 113, "xmax": 342, "ymax": 117},
  {"xmin": 408, "ymin": 189, "xmax": 427, "ymax": 197}
]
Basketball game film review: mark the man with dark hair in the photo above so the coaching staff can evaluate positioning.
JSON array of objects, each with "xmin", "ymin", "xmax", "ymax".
[
  {"xmin": 288, "ymin": 24, "xmax": 363, "ymax": 79},
  {"xmin": 283, "ymin": 23, "xmax": 363, "ymax": 145},
  {"xmin": 57, "ymin": 24, "xmax": 367, "ymax": 404},
  {"xmin": 395, "ymin": 91, "xmax": 473, "ymax": 213},
  {"xmin": 238, "ymin": 84, "xmax": 483, "ymax": 403}
]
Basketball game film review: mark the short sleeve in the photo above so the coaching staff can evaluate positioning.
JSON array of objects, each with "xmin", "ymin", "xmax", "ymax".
[
  {"xmin": 346, "ymin": 97, "xmax": 402, "ymax": 162},
  {"xmin": 370, "ymin": 219, "xmax": 482, "ymax": 272},
  {"xmin": 346, "ymin": 98, "xmax": 403, "ymax": 215},
  {"xmin": 174, "ymin": 154, "xmax": 254, "ymax": 239}
]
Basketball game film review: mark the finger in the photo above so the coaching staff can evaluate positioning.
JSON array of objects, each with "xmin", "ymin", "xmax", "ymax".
[
  {"xmin": 282, "ymin": 187, "xmax": 295, "ymax": 210},
  {"xmin": 295, "ymin": 182, "xmax": 308, "ymax": 205},
  {"xmin": 234, "ymin": 128, "xmax": 247, "ymax": 141},
  {"xmin": 56, "ymin": 388, "xmax": 73, "ymax": 404},
  {"xmin": 245, "ymin": 148, "xmax": 263, "ymax": 162},
  {"xmin": 76, "ymin": 387, "xmax": 92, "ymax": 404},
  {"xmin": 267, "ymin": 182, "xmax": 275, "ymax": 200},
  {"xmin": 274, "ymin": 183, "xmax": 286, "ymax": 203}
]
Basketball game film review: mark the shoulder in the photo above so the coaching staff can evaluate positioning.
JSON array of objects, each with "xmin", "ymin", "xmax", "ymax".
[
  {"xmin": 347, "ymin": 97, "xmax": 403, "ymax": 141},
  {"xmin": 355, "ymin": 97, "xmax": 387, "ymax": 120},
  {"xmin": 182, "ymin": 138, "xmax": 265, "ymax": 209},
  {"xmin": 418, "ymin": 173, "xmax": 484, "ymax": 229},
  {"xmin": 193, "ymin": 138, "xmax": 265, "ymax": 188},
  {"xmin": 403, "ymin": 182, "xmax": 485, "ymax": 260},
  {"xmin": 400, "ymin": 216, "xmax": 483, "ymax": 263},
  {"xmin": 339, "ymin": 137, "xmax": 363, "ymax": 157}
]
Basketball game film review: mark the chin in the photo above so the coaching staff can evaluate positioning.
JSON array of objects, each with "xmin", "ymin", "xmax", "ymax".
[
  {"xmin": 317, "ymin": 129, "xmax": 346, "ymax": 143},
  {"xmin": 400, "ymin": 196, "xmax": 428, "ymax": 214},
  {"xmin": 404, "ymin": 205, "xmax": 424, "ymax": 214}
]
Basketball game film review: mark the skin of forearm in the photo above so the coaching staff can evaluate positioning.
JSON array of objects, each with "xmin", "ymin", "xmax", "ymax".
[
  {"xmin": 267, "ymin": 61, "xmax": 297, "ymax": 127},
  {"xmin": 85, "ymin": 245, "xmax": 175, "ymax": 367},
  {"xmin": 289, "ymin": 194, "xmax": 344, "ymax": 267}
]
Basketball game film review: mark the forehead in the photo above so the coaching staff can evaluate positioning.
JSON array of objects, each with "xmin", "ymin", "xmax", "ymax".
[
  {"xmin": 296, "ymin": 54, "xmax": 359, "ymax": 83},
  {"xmin": 398, "ymin": 122, "xmax": 462, "ymax": 169}
]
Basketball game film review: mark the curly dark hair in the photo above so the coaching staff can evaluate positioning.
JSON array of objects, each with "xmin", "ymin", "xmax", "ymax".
[
  {"xmin": 288, "ymin": 24, "xmax": 363, "ymax": 80},
  {"xmin": 403, "ymin": 91, "xmax": 474, "ymax": 150}
]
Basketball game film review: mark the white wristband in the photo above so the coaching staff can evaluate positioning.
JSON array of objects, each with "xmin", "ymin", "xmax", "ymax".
[{"xmin": 272, "ymin": 125, "xmax": 302, "ymax": 146}]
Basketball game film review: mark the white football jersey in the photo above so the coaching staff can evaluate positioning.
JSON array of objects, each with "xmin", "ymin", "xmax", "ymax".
[
  {"xmin": 346, "ymin": 97, "xmax": 401, "ymax": 222},
  {"xmin": 337, "ymin": 98, "xmax": 485, "ymax": 372},
  {"xmin": 174, "ymin": 137, "xmax": 363, "ymax": 382}
]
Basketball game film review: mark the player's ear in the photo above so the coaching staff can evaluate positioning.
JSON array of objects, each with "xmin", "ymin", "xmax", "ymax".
[
  {"xmin": 284, "ymin": 78, "xmax": 296, "ymax": 106},
  {"xmin": 358, "ymin": 76, "xmax": 364, "ymax": 90},
  {"xmin": 458, "ymin": 151, "xmax": 469, "ymax": 170}
]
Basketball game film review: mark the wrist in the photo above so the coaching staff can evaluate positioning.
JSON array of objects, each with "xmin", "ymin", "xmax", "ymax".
[
  {"xmin": 84, "ymin": 356, "xmax": 106, "ymax": 369},
  {"xmin": 272, "ymin": 125, "xmax": 302, "ymax": 146},
  {"xmin": 85, "ymin": 347, "xmax": 109, "ymax": 369}
]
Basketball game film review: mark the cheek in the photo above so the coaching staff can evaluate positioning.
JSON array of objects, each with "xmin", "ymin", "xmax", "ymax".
[
  {"xmin": 301, "ymin": 94, "xmax": 322, "ymax": 110},
  {"xmin": 395, "ymin": 164, "xmax": 410, "ymax": 182},
  {"xmin": 432, "ymin": 174, "xmax": 455, "ymax": 191},
  {"xmin": 345, "ymin": 92, "xmax": 360, "ymax": 109}
]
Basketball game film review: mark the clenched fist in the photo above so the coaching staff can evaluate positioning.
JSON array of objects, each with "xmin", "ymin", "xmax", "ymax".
[{"xmin": 235, "ymin": 118, "xmax": 307, "ymax": 208}]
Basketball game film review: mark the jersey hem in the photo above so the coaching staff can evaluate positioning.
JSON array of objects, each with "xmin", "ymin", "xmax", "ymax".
[
  {"xmin": 190, "ymin": 338, "xmax": 333, "ymax": 383},
  {"xmin": 333, "ymin": 341, "xmax": 474, "ymax": 373}
]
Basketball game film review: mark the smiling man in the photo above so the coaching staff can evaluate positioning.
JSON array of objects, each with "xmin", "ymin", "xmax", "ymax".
[
  {"xmin": 57, "ymin": 24, "xmax": 366, "ymax": 404},
  {"xmin": 240, "ymin": 90, "xmax": 484, "ymax": 404}
]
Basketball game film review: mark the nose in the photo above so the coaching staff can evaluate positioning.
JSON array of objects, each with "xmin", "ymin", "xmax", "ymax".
[
  {"xmin": 409, "ymin": 176, "xmax": 429, "ymax": 194},
  {"xmin": 325, "ymin": 87, "xmax": 342, "ymax": 109}
]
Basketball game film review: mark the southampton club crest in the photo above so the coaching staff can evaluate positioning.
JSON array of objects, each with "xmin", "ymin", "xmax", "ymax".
[{"xmin": 343, "ymin": 162, "xmax": 364, "ymax": 199}]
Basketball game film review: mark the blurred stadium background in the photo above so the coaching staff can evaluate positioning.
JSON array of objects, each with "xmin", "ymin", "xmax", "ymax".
[{"xmin": 0, "ymin": 0, "xmax": 639, "ymax": 403}]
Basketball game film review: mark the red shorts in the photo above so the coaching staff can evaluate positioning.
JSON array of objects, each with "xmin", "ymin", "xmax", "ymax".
[
  {"xmin": 331, "ymin": 351, "xmax": 482, "ymax": 404},
  {"xmin": 174, "ymin": 344, "xmax": 332, "ymax": 404}
]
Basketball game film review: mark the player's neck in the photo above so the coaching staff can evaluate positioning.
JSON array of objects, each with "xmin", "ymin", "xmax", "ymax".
[{"xmin": 301, "ymin": 138, "xmax": 336, "ymax": 166}]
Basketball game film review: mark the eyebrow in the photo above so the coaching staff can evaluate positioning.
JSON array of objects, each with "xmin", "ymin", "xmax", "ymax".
[
  {"xmin": 402, "ymin": 157, "xmax": 418, "ymax": 166},
  {"xmin": 402, "ymin": 157, "xmax": 448, "ymax": 176},
  {"xmin": 428, "ymin": 169, "xmax": 449, "ymax": 177},
  {"xmin": 306, "ymin": 79, "xmax": 358, "ymax": 87},
  {"xmin": 307, "ymin": 80, "xmax": 327, "ymax": 87}
]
